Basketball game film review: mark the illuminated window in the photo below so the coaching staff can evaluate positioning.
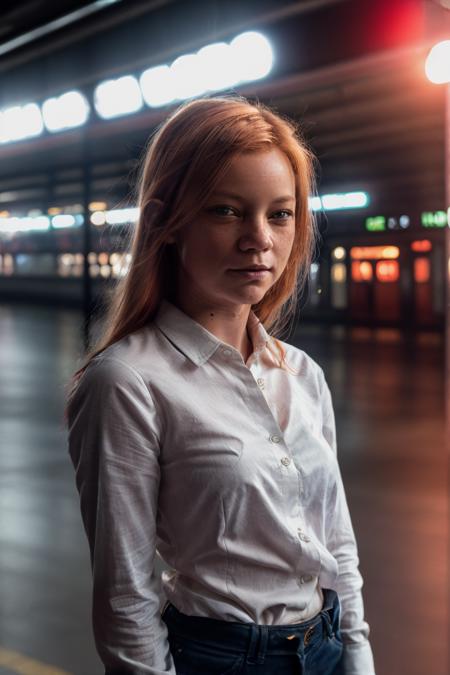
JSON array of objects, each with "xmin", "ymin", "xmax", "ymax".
[
  {"xmin": 89, "ymin": 201, "xmax": 107, "ymax": 211},
  {"xmin": 3, "ymin": 254, "xmax": 13, "ymax": 275},
  {"xmin": 110, "ymin": 252, "xmax": 121, "ymax": 265},
  {"xmin": 376, "ymin": 260, "xmax": 399, "ymax": 283},
  {"xmin": 100, "ymin": 264, "xmax": 111, "ymax": 278},
  {"xmin": 414, "ymin": 257, "xmax": 430, "ymax": 283},
  {"xmin": 331, "ymin": 263, "xmax": 346, "ymax": 283},
  {"xmin": 332, "ymin": 246, "xmax": 346, "ymax": 261},
  {"xmin": 352, "ymin": 261, "xmax": 373, "ymax": 282},
  {"xmin": 58, "ymin": 253, "xmax": 85, "ymax": 277},
  {"xmin": 411, "ymin": 240, "xmax": 432, "ymax": 252},
  {"xmin": 331, "ymin": 263, "xmax": 347, "ymax": 308},
  {"xmin": 60, "ymin": 254, "xmax": 73, "ymax": 266},
  {"xmin": 98, "ymin": 252, "xmax": 109, "ymax": 265},
  {"xmin": 308, "ymin": 262, "xmax": 321, "ymax": 306},
  {"xmin": 88, "ymin": 252, "xmax": 97, "ymax": 264}
]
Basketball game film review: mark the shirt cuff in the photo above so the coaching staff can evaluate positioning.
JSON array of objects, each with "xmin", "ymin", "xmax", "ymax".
[{"xmin": 342, "ymin": 639, "xmax": 376, "ymax": 675}]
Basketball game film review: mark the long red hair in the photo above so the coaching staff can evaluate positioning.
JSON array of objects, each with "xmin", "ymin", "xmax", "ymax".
[{"xmin": 68, "ymin": 95, "xmax": 319, "ymax": 396}]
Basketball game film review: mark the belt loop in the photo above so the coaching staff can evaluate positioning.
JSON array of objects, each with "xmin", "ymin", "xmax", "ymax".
[
  {"xmin": 259, "ymin": 625, "xmax": 268, "ymax": 663},
  {"xmin": 245, "ymin": 625, "xmax": 268, "ymax": 665},
  {"xmin": 320, "ymin": 606, "xmax": 334, "ymax": 638}
]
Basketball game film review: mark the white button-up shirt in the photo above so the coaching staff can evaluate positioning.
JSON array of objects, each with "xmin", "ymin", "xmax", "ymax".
[{"xmin": 67, "ymin": 299, "xmax": 376, "ymax": 674}]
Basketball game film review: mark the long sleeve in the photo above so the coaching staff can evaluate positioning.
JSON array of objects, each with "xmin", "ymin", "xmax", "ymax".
[
  {"xmin": 319, "ymin": 369, "xmax": 376, "ymax": 675},
  {"xmin": 67, "ymin": 355, "xmax": 175, "ymax": 675}
]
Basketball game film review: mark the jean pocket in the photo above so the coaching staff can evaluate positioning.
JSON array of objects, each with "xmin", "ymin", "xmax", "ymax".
[
  {"xmin": 306, "ymin": 631, "xmax": 344, "ymax": 675},
  {"xmin": 169, "ymin": 635, "xmax": 244, "ymax": 675}
]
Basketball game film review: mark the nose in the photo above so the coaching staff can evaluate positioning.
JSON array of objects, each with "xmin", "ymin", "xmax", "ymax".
[{"xmin": 238, "ymin": 216, "xmax": 273, "ymax": 252}]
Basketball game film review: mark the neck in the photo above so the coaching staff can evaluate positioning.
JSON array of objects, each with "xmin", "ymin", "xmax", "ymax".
[{"xmin": 174, "ymin": 297, "xmax": 253, "ymax": 362}]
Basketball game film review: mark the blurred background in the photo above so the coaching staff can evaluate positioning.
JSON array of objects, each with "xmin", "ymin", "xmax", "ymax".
[{"xmin": 0, "ymin": 1, "xmax": 448, "ymax": 674}]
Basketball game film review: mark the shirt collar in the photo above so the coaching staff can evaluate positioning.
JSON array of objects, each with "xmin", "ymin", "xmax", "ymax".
[{"xmin": 155, "ymin": 299, "xmax": 271, "ymax": 367}]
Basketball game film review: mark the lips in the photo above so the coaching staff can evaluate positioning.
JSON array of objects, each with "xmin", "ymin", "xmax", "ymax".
[{"xmin": 231, "ymin": 266, "xmax": 271, "ymax": 271}]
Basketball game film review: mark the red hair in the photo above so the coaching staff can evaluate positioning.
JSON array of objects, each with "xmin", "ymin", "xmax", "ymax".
[{"xmin": 67, "ymin": 95, "xmax": 319, "ymax": 397}]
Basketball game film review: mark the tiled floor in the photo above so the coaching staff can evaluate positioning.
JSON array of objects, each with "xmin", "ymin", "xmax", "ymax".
[{"xmin": 0, "ymin": 304, "xmax": 447, "ymax": 675}]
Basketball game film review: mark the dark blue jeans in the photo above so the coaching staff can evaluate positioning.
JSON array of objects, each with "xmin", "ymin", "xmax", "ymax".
[{"xmin": 162, "ymin": 588, "xmax": 344, "ymax": 674}]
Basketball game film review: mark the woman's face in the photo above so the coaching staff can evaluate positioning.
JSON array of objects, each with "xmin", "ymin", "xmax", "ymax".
[{"xmin": 173, "ymin": 147, "xmax": 296, "ymax": 312}]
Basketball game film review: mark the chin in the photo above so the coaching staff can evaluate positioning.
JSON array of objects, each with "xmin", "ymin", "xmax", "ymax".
[{"xmin": 232, "ymin": 290, "xmax": 268, "ymax": 306}]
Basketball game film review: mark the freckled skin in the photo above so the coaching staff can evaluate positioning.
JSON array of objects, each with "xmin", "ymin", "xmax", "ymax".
[{"xmin": 173, "ymin": 148, "xmax": 296, "ymax": 315}]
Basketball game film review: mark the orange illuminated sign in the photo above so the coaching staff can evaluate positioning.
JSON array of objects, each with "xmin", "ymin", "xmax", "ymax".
[
  {"xmin": 411, "ymin": 240, "xmax": 432, "ymax": 252},
  {"xmin": 350, "ymin": 246, "xmax": 399, "ymax": 260}
]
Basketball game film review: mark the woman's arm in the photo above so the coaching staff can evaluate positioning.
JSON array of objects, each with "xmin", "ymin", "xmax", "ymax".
[
  {"xmin": 319, "ymin": 369, "xmax": 376, "ymax": 675},
  {"xmin": 67, "ymin": 356, "xmax": 175, "ymax": 675}
]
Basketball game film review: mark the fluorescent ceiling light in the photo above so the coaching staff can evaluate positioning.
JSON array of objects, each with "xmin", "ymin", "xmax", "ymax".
[
  {"xmin": 94, "ymin": 75, "xmax": 143, "ymax": 119},
  {"xmin": 140, "ymin": 65, "xmax": 176, "ymax": 107},
  {"xmin": 229, "ymin": 32, "xmax": 273, "ymax": 82},
  {"xmin": 0, "ymin": 103, "xmax": 44, "ymax": 143},
  {"xmin": 425, "ymin": 40, "xmax": 450, "ymax": 84},
  {"xmin": 42, "ymin": 91, "xmax": 90, "ymax": 132},
  {"xmin": 139, "ymin": 30, "xmax": 274, "ymax": 108}
]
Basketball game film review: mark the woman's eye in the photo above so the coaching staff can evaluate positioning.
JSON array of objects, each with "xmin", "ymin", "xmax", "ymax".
[
  {"xmin": 209, "ymin": 205, "xmax": 236, "ymax": 217},
  {"xmin": 271, "ymin": 210, "xmax": 293, "ymax": 220}
]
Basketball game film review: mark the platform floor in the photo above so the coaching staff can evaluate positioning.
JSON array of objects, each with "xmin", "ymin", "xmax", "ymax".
[{"xmin": 0, "ymin": 304, "xmax": 447, "ymax": 675}]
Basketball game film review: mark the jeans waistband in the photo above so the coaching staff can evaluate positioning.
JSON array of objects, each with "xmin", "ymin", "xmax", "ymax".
[{"xmin": 162, "ymin": 587, "xmax": 340, "ymax": 660}]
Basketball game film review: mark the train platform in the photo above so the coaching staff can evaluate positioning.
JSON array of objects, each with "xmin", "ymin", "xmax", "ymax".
[{"xmin": 0, "ymin": 303, "xmax": 447, "ymax": 675}]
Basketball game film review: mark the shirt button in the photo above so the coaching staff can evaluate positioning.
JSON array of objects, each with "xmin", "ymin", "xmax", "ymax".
[
  {"xmin": 256, "ymin": 378, "xmax": 265, "ymax": 388},
  {"xmin": 270, "ymin": 434, "xmax": 281, "ymax": 444},
  {"xmin": 222, "ymin": 348, "xmax": 232, "ymax": 357},
  {"xmin": 297, "ymin": 528, "xmax": 311, "ymax": 542},
  {"xmin": 281, "ymin": 456, "xmax": 291, "ymax": 466},
  {"xmin": 300, "ymin": 574, "xmax": 314, "ymax": 584}
]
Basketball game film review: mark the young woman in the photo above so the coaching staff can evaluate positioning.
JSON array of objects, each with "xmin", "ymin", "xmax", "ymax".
[{"xmin": 66, "ymin": 96, "xmax": 376, "ymax": 675}]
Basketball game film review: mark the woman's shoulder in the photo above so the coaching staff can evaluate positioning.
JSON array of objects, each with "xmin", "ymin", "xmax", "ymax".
[
  {"xmin": 278, "ymin": 338, "xmax": 324, "ymax": 377},
  {"xmin": 273, "ymin": 338, "xmax": 326, "ymax": 396},
  {"xmin": 68, "ymin": 324, "xmax": 160, "ymax": 404},
  {"xmin": 88, "ymin": 319, "xmax": 169, "ymax": 377}
]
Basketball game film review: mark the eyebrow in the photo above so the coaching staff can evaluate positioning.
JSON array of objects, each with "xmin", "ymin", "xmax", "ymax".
[{"xmin": 210, "ymin": 192, "xmax": 295, "ymax": 204}]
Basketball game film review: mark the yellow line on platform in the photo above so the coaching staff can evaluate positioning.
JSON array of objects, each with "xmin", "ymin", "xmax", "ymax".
[{"xmin": 0, "ymin": 648, "xmax": 72, "ymax": 675}]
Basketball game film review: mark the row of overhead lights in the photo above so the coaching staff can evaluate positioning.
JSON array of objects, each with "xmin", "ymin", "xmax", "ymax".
[
  {"xmin": 1, "ymin": 38, "xmax": 449, "ymax": 144},
  {"xmin": 2, "ymin": 202, "xmax": 449, "ymax": 236},
  {"xmin": 0, "ymin": 31, "xmax": 273, "ymax": 144},
  {"xmin": 0, "ymin": 192, "xmax": 371, "ymax": 234}
]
